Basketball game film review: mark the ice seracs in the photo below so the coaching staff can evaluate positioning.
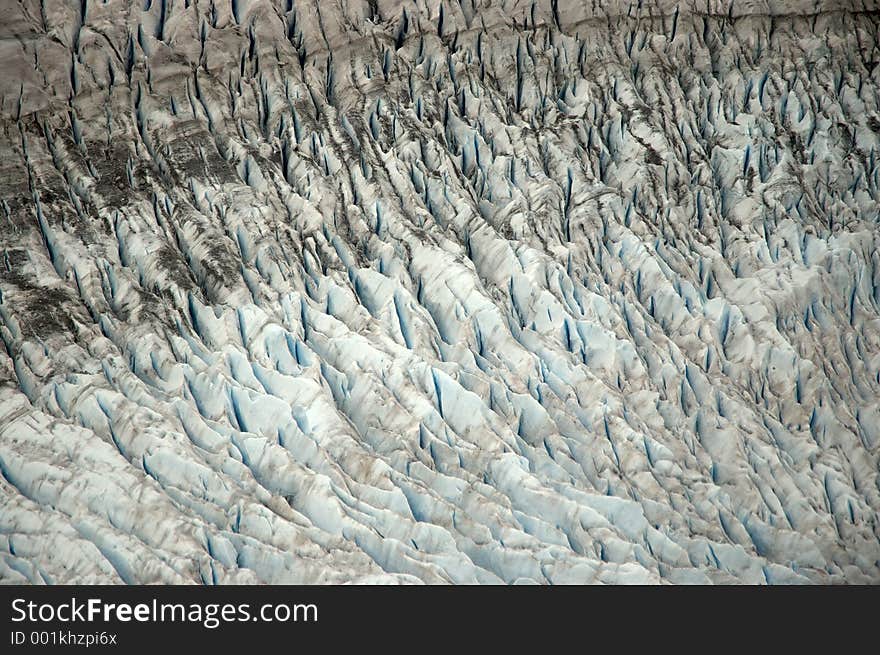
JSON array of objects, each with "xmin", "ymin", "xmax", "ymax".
[{"xmin": 1, "ymin": 0, "xmax": 879, "ymax": 584}]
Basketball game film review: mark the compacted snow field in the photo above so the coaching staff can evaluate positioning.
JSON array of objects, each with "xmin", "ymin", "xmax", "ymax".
[{"xmin": 1, "ymin": 0, "xmax": 879, "ymax": 584}]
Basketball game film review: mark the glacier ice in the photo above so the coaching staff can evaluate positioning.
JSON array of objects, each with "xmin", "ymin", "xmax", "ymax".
[{"xmin": 1, "ymin": 0, "xmax": 879, "ymax": 584}]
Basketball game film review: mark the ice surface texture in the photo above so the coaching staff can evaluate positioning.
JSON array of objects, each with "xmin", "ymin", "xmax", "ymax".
[{"xmin": 1, "ymin": 0, "xmax": 879, "ymax": 584}]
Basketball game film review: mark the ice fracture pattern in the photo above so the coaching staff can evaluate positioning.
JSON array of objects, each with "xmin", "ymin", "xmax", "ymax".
[{"xmin": 1, "ymin": 0, "xmax": 879, "ymax": 583}]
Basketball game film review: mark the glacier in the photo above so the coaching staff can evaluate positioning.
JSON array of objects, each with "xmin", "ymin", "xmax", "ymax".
[{"xmin": 0, "ymin": 0, "xmax": 879, "ymax": 584}]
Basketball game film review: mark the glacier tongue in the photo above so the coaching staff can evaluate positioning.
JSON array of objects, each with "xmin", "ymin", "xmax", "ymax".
[{"xmin": 1, "ymin": 0, "xmax": 879, "ymax": 584}]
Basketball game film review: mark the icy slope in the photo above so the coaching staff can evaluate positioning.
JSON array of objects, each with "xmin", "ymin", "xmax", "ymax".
[{"xmin": 1, "ymin": 0, "xmax": 879, "ymax": 584}]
